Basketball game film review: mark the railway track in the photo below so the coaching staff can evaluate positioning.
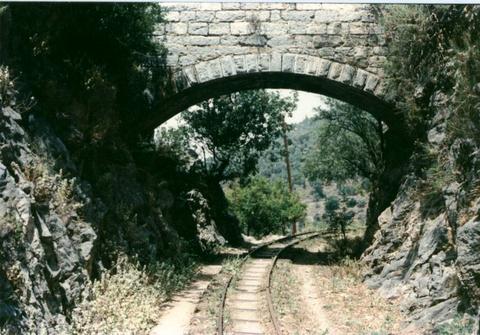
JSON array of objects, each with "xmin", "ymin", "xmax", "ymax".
[{"xmin": 217, "ymin": 232, "xmax": 321, "ymax": 335}]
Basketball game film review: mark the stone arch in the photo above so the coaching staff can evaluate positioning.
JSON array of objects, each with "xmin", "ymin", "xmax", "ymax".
[{"xmin": 142, "ymin": 53, "xmax": 400, "ymax": 134}]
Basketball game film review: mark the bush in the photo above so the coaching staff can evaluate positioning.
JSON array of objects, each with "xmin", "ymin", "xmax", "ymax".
[
  {"xmin": 228, "ymin": 176, "xmax": 306, "ymax": 237},
  {"xmin": 71, "ymin": 254, "xmax": 197, "ymax": 334},
  {"xmin": 324, "ymin": 196, "xmax": 340, "ymax": 212}
]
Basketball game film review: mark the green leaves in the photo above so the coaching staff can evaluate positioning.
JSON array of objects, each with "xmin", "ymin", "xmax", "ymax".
[
  {"xmin": 179, "ymin": 90, "xmax": 297, "ymax": 182},
  {"xmin": 227, "ymin": 176, "xmax": 306, "ymax": 237},
  {"xmin": 303, "ymin": 98, "xmax": 384, "ymax": 187}
]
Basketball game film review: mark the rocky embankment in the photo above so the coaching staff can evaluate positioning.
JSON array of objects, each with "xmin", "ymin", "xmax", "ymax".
[
  {"xmin": 363, "ymin": 90, "xmax": 480, "ymax": 330},
  {"xmin": 0, "ymin": 86, "xmax": 239, "ymax": 332}
]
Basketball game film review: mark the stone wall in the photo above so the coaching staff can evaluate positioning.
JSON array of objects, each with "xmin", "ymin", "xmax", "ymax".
[{"xmin": 157, "ymin": 3, "xmax": 385, "ymax": 76}]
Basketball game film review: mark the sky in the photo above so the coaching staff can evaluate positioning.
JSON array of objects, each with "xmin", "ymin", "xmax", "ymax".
[{"xmin": 160, "ymin": 89, "xmax": 328, "ymax": 129}]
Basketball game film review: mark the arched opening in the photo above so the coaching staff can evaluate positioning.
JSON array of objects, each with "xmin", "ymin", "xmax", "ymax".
[
  {"xmin": 151, "ymin": 68, "xmax": 412, "ymax": 246},
  {"xmin": 144, "ymin": 70, "xmax": 402, "ymax": 135}
]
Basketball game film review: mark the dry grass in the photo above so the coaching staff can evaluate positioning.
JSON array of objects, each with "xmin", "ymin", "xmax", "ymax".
[
  {"xmin": 314, "ymin": 258, "xmax": 407, "ymax": 335},
  {"xmin": 71, "ymin": 254, "xmax": 197, "ymax": 335}
]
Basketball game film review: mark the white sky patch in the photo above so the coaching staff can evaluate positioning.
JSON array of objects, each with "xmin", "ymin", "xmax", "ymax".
[{"xmin": 160, "ymin": 89, "xmax": 327, "ymax": 130}]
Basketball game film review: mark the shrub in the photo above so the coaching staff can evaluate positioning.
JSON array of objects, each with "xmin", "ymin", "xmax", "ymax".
[{"xmin": 71, "ymin": 253, "xmax": 197, "ymax": 334}]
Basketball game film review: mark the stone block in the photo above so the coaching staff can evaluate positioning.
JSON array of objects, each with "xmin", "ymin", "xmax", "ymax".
[
  {"xmin": 315, "ymin": 35, "xmax": 344, "ymax": 48},
  {"xmin": 270, "ymin": 10, "xmax": 281, "ymax": 21},
  {"xmin": 171, "ymin": 23, "xmax": 188, "ymax": 35},
  {"xmin": 245, "ymin": 54, "xmax": 258, "ymax": 73},
  {"xmin": 288, "ymin": 22, "xmax": 308, "ymax": 34},
  {"xmin": 233, "ymin": 55, "xmax": 246, "ymax": 73},
  {"xmin": 353, "ymin": 69, "xmax": 368, "ymax": 88},
  {"xmin": 209, "ymin": 23, "xmax": 230, "ymax": 35},
  {"xmin": 314, "ymin": 10, "xmax": 339, "ymax": 23},
  {"xmin": 261, "ymin": 22, "xmax": 288, "ymax": 35},
  {"xmin": 199, "ymin": 3, "xmax": 222, "ymax": 10},
  {"xmin": 316, "ymin": 59, "xmax": 331, "ymax": 76},
  {"xmin": 220, "ymin": 56, "xmax": 237, "ymax": 77},
  {"xmin": 189, "ymin": 23, "xmax": 208, "ymax": 35},
  {"xmin": 338, "ymin": 64, "xmax": 355, "ymax": 84},
  {"xmin": 267, "ymin": 36, "xmax": 293, "ymax": 47},
  {"xmin": 295, "ymin": 55, "xmax": 309, "ymax": 74},
  {"xmin": 271, "ymin": 52, "xmax": 282, "ymax": 71},
  {"xmin": 179, "ymin": 11, "xmax": 196, "ymax": 22},
  {"xmin": 222, "ymin": 3, "xmax": 241, "ymax": 10},
  {"xmin": 188, "ymin": 36, "xmax": 220, "ymax": 46},
  {"xmin": 179, "ymin": 55, "xmax": 196, "ymax": 66},
  {"xmin": 364, "ymin": 74, "xmax": 379, "ymax": 92},
  {"xmin": 209, "ymin": 59, "xmax": 223, "ymax": 79},
  {"xmin": 231, "ymin": 22, "xmax": 252, "ymax": 35},
  {"xmin": 165, "ymin": 11, "xmax": 180, "ymax": 22},
  {"xmin": 195, "ymin": 62, "xmax": 211, "ymax": 83},
  {"xmin": 326, "ymin": 22, "xmax": 343, "ymax": 35},
  {"xmin": 239, "ymin": 35, "xmax": 268, "ymax": 47},
  {"xmin": 196, "ymin": 11, "xmax": 215, "ymax": 22},
  {"xmin": 306, "ymin": 23, "xmax": 327, "ymax": 34},
  {"xmin": 281, "ymin": 10, "xmax": 315, "ymax": 21},
  {"xmin": 220, "ymin": 35, "xmax": 240, "ymax": 45},
  {"xmin": 245, "ymin": 11, "xmax": 271, "ymax": 21},
  {"xmin": 241, "ymin": 3, "xmax": 261, "ymax": 10},
  {"xmin": 282, "ymin": 54, "xmax": 296, "ymax": 73},
  {"xmin": 304, "ymin": 56, "xmax": 318, "ymax": 75},
  {"xmin": 216, "ymin": 11, "xmax": 246, "ymax": 22},
  {"xmin": 349, "ymin": 22, "xmax": 371, "ymax": 35},
  {"xmin": 327, "ymin": 62, "xmax": 342, "ymax": 80},
  {"xmin": 259, "ymin": 54, "xmax": 270, "ymax": 72}
]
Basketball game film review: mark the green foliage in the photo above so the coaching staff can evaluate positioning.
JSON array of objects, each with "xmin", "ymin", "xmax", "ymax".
[
  {"xmin": 174, "ymin": 90, "xmax": 297, "ymax": 182},
  {"xmin": 71, "ymin": 253, "xmax": 197, "ymax": 334},
  {"xmin": 7, "ymin": 3, "xmax": 164, "ymax": 141},
  {"xmin": 227, "ymin": 176, "xmax": 306, "ymax": 237},
  {"xmin": 325, "ymin": 196, "xmax": 340, "ymax": 212},
  {"xmin": 303, "ymin": 98, "xmax": 384, "ymax": 186},
  {"xmin": 323, "ymin": 191, "xmax": 355, "ymax": 241},
  {"xmin": 381, "ymin": 5, "xmax": 480, "ymax": 142},
  {"xmin": 311, "ymin": 180, "xmax": 325, "ymax": 200},
  {"xmin": 435, "ymin": 314, "xmax": 475, "ymax": 335},
  {"xmin": 258, "ymin": 115, "xmax": 322, "ymax": 187}
]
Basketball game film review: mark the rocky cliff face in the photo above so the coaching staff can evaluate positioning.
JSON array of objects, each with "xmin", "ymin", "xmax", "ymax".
[
  {"xmin": 0, "ymin": 96, "xmax": 99, "ymax": 331},
  {"xmin": 363, "ymin": 91, "xmax": 480, "ymax": 330},
  {"xmin": 0, "ymin": 84, "xmax": 239, "ymax": 332}
]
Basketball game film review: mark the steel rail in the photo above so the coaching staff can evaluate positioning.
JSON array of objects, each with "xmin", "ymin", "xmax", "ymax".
[{"xmin": 216, "ymin": 231, "xmax": 319, "ymax": 335}]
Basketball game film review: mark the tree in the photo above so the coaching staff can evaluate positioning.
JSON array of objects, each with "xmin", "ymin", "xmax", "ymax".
[
  {"xmin": 6, "ymin": 3, "xmax": 164, "ymax": 144},
  {"xmin": 227, "ymin": 176, "xmax": 306, "ymax": 237},
  {"xmin": 323, "ymin": 194, "xmax": 354, "ymax": 241},
  {"xmin": 303, "ymin": 98, "xmax": 385, "ymax": 187},
  {"xmin": 177, "ymin": 90, "xmax": 297, "ymax": 182}
]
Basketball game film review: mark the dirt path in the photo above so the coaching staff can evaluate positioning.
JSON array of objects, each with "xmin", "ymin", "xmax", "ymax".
[
  {"xmin": 149, "ymin": 265, "xmax": 221, "ymax": 335},
  {"xmin": 294, "ymin": 264, "xmax": 338, "ymax": 334}
]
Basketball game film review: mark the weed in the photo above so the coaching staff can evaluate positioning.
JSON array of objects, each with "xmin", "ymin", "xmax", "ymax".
[
  {"xmin": 435, "ymin": 314, "xmax": 475, "ymax": 335},
  {"xmin": 71, "ymin": 253, "xmax": 197, "ymax": 334}
]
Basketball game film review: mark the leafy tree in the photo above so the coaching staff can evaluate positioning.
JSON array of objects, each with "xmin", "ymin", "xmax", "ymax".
[
  {"xmin": 6, "ymin": 3, "xmax": 164, "ymax": 144},
  {"xmin": 303, "ymin": 98, "xmax": 385, "ymax": 186},
  {"xmin": 323, "ymin": 193, "xmax": 354, "ymax": 241},
  {"xmin": 176, "ymin": 90, "xmax": 297, "ymax": 182},
  {"xmin": 227, "ymin": 176, "xmax": 306, "ymax": 237}
]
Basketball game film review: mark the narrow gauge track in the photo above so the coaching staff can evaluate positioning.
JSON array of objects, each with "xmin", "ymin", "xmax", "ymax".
[{"xmin": 217, "ymin": 232, "xmax": 321, "ymax": 335}]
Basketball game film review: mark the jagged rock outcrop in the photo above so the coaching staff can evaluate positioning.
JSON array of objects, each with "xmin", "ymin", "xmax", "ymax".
[
  {"xmin": 363, "ymin": 91, "xmax": 480, "ymax": 329},
  {"xmin": 0, "ymin": 98, "xmax": 99, "ymax": 332}
]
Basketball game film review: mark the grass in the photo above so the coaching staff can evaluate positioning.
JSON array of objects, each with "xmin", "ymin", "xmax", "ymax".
[
  {"xmin": 435, "ymin": 314, "xmax": 476, "ymax": 335},
  {"xmin": 313, "ymin": 255, "xmax": 406, "ymax": 334},
  {"xmin": 70, "ymin": 253, "xmax": 197, "ymax": 334}
]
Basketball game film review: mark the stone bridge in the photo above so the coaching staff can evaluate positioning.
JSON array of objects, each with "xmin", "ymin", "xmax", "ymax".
[{"xmin": 146, "ymin": 3, "xmax": 396, "ymax": 133}]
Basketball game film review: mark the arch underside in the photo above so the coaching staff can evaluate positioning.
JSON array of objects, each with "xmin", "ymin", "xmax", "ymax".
[{"xmin": 145, "ymin": 71, "xmax": 400, "ymax": 134}]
